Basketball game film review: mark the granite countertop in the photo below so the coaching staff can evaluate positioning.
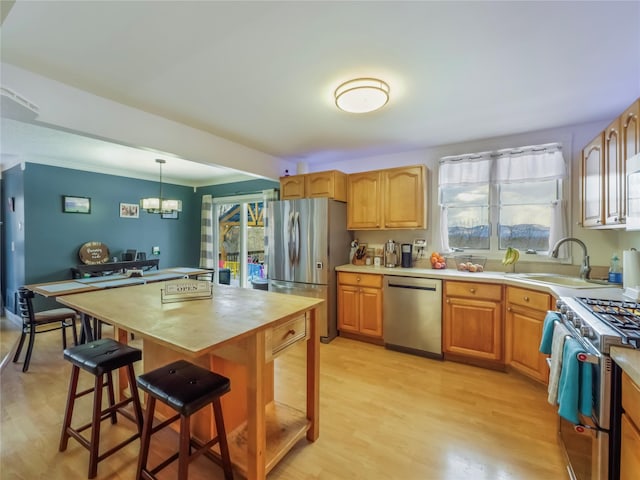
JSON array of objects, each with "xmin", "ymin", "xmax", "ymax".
[
  {"xmin": 610, "ymin": 347, "xmax": 640, "ymax": 386},
  {"xmin": 335, "ymin": 264, "xmax": 627, "ymax": 300}
]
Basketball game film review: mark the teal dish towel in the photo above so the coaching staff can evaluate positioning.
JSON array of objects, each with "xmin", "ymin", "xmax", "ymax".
[
  {"xmin": 539, "ymin": 311, "xmax": 561, "ymax": 354},
  {"xmin": 557, "ymin": 337, "xmax": 593, "ymax": 424}
]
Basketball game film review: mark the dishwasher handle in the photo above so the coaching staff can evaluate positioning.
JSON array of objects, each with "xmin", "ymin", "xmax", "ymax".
[{"xmin": 387, "ymin": 282, "xmax": 437, "ymax": 291}]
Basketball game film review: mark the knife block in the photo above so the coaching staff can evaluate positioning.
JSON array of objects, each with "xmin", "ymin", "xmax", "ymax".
[{"xmin": 352, "ymin": 254, "xmax": 367, "ymax": 265}]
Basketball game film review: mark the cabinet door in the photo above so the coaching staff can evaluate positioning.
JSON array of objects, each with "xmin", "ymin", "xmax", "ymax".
[
  {"xmin": 383, "ymin": 166, "xmax": 426, "ymax": 228},
  {"xmin": 622, "ymin": 99, "xmax": 639, "ymax": 223},
  {"xmin": 358, "ymin": 287, "xmax": 383, "ymax": 337},
  {"xmin": 337, "ymin": 284, "xmax": 359, "ymax": 333},
  {"xmin": 347, "ymin": 171, "xmax": 382, "ymax": 229},
  {"xmin": 505, "ymin": 305, "xmax": 549, "ymax": 382},
  {"xmin": 305, "ymin": 171, "xmax": 346, "ymax": 201},
  {"xmin": 280, "ymin": 175, "xmax": 305, "ymax": 199},
  {"xmin": 604, "ymin": 118, "xmax": 624, "ymax": 225},
  {"xmin": 622, "ymin": 99, "xmax": 640, "ymax": 160},
  {"xmin": 620, "ymin": 414, "xmax": 640, "ymax": 480},
  {"xmin": 582, "ymin": 133, "xmax": 605, "ymax": 227},
  {"xmin": 444, "ymin": 296, "xmax": 502, "ymax": 361}
]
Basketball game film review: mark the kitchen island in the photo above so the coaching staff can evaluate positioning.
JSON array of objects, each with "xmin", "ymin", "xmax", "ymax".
[{"xmin": 57, "ymin": 282, "xmax": 323, "ymax": 480}]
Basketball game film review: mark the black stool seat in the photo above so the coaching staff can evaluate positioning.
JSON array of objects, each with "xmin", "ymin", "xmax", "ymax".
[
  {"xmin": 136, "ymin": 359, "xmax": 233, "ymax": 480},
  {"xmin": 59, "ymin": 338, "xmax": 143, "ymax": 479},
  {"xmin": 137, "ymin": 359, "xmax": 230, "ymax": 416},
  {"xmin": 64, "ymin": 338, "xmax": 142, "ymax": 375}
]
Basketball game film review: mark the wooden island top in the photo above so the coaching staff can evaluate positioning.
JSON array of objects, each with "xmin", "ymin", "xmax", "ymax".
[{"xmin": 57, "ymin": 282, "xmax": 324, "ymax": 480}]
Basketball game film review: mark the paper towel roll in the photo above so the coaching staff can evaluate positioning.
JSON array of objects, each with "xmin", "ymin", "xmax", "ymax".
[{"xmin": 623, "ymin": 249, "xmax": 640, "ymax": 289}]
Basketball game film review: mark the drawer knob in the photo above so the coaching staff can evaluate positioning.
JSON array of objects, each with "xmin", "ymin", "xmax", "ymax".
[
  {"xmin": 523, "ymin": 296, "xmax": 529, "ymax": 302},
  {"xmin": 507, "ymin": 307, "xmax": 512, "ymax": 312},
  {"xmin": 469, "ymin": 288, "xmax": 476, "ymax": 294},
  {"xmin": 356, "ymin": 277, "xmax": 361, "ymax": 282}
]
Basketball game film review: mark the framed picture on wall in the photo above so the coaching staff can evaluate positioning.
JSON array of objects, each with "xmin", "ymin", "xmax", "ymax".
[
  {"xmin": 161, "ymin": 210, "xmax": 179, "ymax": 220},
  {"xmin": 119, "ymin": 203, "xmax": 139, "ymax": 218},
  {"xmin": 62, "ymin": 195, "xmax": 91, "ymax": 214}
]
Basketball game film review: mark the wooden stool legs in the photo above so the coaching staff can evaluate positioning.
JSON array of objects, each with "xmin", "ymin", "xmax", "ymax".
[
  {"xmin": 59, "ymin": 362, "xmax": 143, "ymax": 478},
  {"xmin": 136, "ymin": 394, "xmax": 234, "ymax": 480}
]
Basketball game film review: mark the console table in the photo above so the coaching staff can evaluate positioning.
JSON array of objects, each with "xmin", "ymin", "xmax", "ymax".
[{"xmin": 71, "ymin": 259, "xmax": 159, "ymax": 278}]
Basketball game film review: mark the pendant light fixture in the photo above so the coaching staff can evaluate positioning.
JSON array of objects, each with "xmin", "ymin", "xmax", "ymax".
[
  {"xmin": 334, "ymin": 77, "xmax": 390, "ymax": 113},
  {"xmin": 140, "ymin": 159, "xmax": 182, "ymax": 214}
]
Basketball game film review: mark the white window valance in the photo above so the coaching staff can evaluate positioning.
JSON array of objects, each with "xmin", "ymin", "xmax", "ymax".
[
  {"xmin": 439, "ymin": 143, "xmax": 566, "ymax": 187},
  {"xmin": 493, "ymin": 143, "xmax": 566, "ymax": 183},
  {"xmin": 438, "ymin": 151, "xmax": 493, "ymax": 186}
]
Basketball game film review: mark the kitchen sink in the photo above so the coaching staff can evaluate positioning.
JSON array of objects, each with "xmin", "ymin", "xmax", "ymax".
[{"xmin": 511, "ymin": 274, "xmax": 617, "ymax": 289}]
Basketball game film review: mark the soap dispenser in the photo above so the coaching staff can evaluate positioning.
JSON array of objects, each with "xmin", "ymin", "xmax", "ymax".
[{"xmin": 609, "ymin": 255, "xmax": 623, "ymax": 284}]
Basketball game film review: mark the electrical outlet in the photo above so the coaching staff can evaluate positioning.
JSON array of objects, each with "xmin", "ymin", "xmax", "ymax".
[{"xmin": 414, "ymin": 239, "xmax": 426, "ymax": 247}]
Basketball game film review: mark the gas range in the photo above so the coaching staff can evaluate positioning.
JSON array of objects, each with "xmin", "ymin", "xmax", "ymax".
[
  {"xmin": 574, "ymin": 297, "xmax": 640, "ymax": 349},
  {"xmin": 555, "ymin": 296, "xmax": 640, "ymax": 354}
]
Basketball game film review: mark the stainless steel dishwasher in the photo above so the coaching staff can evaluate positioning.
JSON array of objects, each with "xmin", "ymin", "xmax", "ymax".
[{"xmin": 383, "ymin": 276, "xmax": 442, "ymax": 359}]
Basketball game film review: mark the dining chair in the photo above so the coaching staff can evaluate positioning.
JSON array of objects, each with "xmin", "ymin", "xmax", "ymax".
[{"xmin": 13, "ymin": 287, "xmax": 79, "ymax": 372}]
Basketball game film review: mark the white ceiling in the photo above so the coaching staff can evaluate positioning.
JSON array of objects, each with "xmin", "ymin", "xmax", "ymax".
[{"xmin": 1, "ymin": 1, "xmax": 639, "ymax": 186}]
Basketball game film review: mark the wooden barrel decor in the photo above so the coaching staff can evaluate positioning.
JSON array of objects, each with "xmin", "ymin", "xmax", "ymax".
[{"xmin": 78, "ymin": 241, "xmax": 110, "ymax": 265}]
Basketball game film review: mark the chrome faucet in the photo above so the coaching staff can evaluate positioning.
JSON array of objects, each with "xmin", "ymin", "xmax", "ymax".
[{"xmin": 550, "ymin": 237, "xmax": 591, "ymax": 280}]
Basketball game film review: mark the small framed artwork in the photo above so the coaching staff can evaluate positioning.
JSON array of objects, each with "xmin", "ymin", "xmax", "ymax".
[
  {"xmin": 119, "ymin": 203, "xmax": 139, "ymax": 218},
  {"xmin": 161, "ymin": 210, "xmax": 179, "ymax": 220},
  {"xmin": 62, "ymin": 195, "xmax": 91, "ymax": 214}
]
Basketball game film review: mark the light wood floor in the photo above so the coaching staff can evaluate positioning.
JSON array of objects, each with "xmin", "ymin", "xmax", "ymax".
[{"xmin": 1, "ymin": 316, "xmax": 567, "ymax": 479}]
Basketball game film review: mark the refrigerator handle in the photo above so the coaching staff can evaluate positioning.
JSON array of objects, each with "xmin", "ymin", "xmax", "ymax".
[
  {"xmin": 288, "ymin": 211, "xmax": 296, "ymax": 265},
  {"xmin": 288, "ymin": 211, "xmax": 300, "ymax": 265},
  {"xmin": 294, "ymin": 211, "xmax": 300, "ymax": 265}
]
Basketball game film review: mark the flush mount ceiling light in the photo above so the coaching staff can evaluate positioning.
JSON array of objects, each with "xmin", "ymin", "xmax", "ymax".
[
  {"xmin": 140, "ymin": 159, "xmax": 182, "ymax": 214},
  {"xmin": 334, "ymin": 77, "xmax": 390, "ymax": 113}
]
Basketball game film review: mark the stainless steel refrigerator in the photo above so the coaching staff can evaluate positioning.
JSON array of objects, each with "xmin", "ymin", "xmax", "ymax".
[{"xmin": 266, "ymin": 198, "xmax": 351, "ymax": 343}]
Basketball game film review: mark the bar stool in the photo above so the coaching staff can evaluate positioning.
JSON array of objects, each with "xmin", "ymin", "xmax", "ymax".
[
  {"xmin": 135, "ymin": 359, "xmax": 234, "ymax": 480},
  {"xmin": 59, "ymin": 338, "xmax": 144, "ymax": 479}
]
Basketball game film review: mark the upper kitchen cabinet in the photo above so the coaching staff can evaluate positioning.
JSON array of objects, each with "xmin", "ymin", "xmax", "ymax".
[
  {"xmin": 280, "ymin": 174, "xmax": 306, "ymax": 199},
  {"xmin": 383, "ymin": 166, "xmax": 427, "ymax": 228},
  {"xmin": 347, "ymin": 171, "xmax": 383, "ymax": 229},
  {"xmin": 280, "ymin": 170, "xmax": 347, "ymax": 201},
  {"xmin": 622, "ymin": 99, "xmax": 640, "ymax": 175},
  {"xmin": 582, "ymin": 133, "xmax": 605, "ymax": 227},
  {"xmin": 581, "ymin": 97, "xmax": 640, "ymax": 229},
  {"xmin": 604, "ymin": 118, "xmax": 624, "ymax": 225},
  {"xmin": 347, "ymin": 165, "xmax": 427, "ymax": 230}
]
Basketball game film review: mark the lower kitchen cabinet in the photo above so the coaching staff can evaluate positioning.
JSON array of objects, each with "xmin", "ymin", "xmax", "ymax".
[
  {"xmin": 443, "ymin": 281, "xmax": 503, "ymax": 367},
  {"xmin": 505, "ymin": 286, "xmax": 552, "ymax": 383},
  {"xmin": 337, "ymin": 272, "xmax": 383, "ymax": 342},
  {"xmin": 621, "ymin": 371, "xmax": 640, "ymax": 480}
]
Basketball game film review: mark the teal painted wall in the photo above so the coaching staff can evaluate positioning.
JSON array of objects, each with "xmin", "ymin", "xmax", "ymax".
[{"xmin": 1, "ymin": 163, "xmax": 279, "ymax": 313}]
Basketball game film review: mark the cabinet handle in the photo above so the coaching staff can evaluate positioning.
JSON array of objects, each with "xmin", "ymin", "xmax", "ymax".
[
  {"xmin": 596, "ymin": 219, "xmax": 602, "ymax": 224},
  {"xmin": 507, "ymin": 307, "xmax": 512, "ymax": 312},
  {"xmin": 523, "ymin": 296, "xmax": 529, "ymax": 302},
  {"xmin": 469, "ymin": 288, "xmax": 476, "ymax": 294},
  {"xmin": 446, "ymin": 299, "xmax": 450, "ymax": 304},
  {"xmin": 284, "ymin": 329, "xmax": 296, "ymax": 339},
  {"xmin": 356, "ymin": 276, "xmax": 361, "ymax": 282}
]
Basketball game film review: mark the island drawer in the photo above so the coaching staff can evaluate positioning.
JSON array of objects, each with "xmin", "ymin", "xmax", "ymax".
[{"xmin": 267, "ymin": 314, "xmax": 309, "ymax": 360}]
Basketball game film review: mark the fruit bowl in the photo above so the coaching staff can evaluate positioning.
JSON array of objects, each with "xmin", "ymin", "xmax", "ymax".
[{"xmin": 454, "ymin": 255, "xmax": 487, "ymax": 272}]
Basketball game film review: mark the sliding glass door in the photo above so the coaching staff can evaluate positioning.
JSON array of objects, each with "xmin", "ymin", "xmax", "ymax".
[{"xmin": 214, "ymin": 194, "xmax": 265, "ymax": 288}]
